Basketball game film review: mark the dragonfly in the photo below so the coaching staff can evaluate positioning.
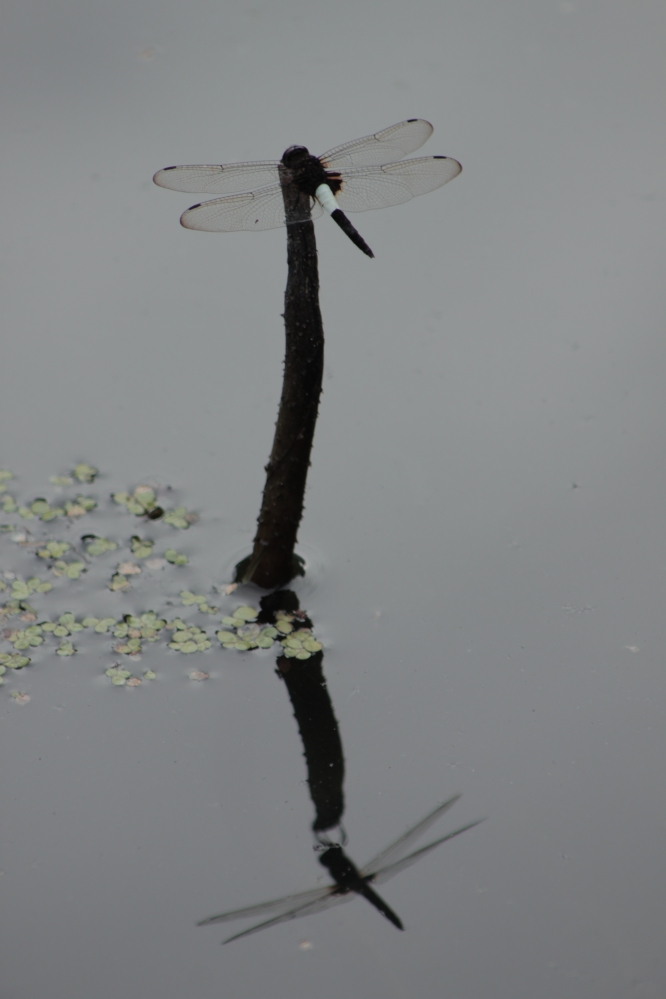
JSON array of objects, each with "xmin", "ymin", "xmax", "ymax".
[
  {"xmin": 197, "ymin": 794, "xmax": 482, "ymax": 943},
  {"xmin": 153, "ymin": 119, "xmax": 461, "ymax": 258}
]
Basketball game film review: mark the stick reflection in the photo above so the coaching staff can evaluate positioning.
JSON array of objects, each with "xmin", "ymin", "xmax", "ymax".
[{"xmin": 199, "ymin": 590, "xmax": 482, "ymax": 943}]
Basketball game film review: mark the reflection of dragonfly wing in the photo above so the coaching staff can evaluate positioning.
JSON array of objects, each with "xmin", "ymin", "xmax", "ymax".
[
  {"xmin": 153, "ymin": 161, "xmax": 280, "ymax": 195},
  {"xmin": 198, "ymin": 795, "xmax": 481, "ymax": 943},
  {"xmin": 333, "ymin": 157, "xmax": 462, "ymax": 214},
  {"xmin": 320, "ymin": 119, "xmax": 434, "ymax": 170},
  {"xmin": 197, "ymin": 885, "xmax": 330, "ymax": 925},
  {"xmin": 370, "ymin": 819, "xmax": 485, "ymax": 886},
  {"xmin": 221, "ymin": 890, "xmax": 351, "ymax": 945},
  {"xmin": 362, "ymin": 794, "xmax": 462, "ymax": 874},
  {"xmin": 179, "ymin": 186, "xmax": 324, "ymax": 232}
]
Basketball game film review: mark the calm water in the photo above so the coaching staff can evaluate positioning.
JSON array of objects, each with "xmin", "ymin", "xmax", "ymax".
[{"xmin": 2, "ymin": 1, "xmax": 665, "ymax": 996}]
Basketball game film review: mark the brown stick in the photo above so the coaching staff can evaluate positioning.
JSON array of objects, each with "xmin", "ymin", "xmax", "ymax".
[{"xmin": 235, "ymin": 183, "xmax": 324, "ymax": 589}]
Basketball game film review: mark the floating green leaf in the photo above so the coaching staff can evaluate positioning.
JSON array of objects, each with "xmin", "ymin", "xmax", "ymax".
[
  {"xmin": 167, "ymin": 622, "xmax": 211, "ymax": 653},
  {"xmin": 73, "ymin": 463, "xmax": 98, "ymax": 483},
  {"xmin": 52, "ymin": 560, "xmax": 85, "ymax": 580},
  {"xmin": 130, "ymin": 536, "xmax": 154, "ymax": 559},
  {"xmin": 2, "ymin": 496, "xmax": 17, "ymax": 513},
  {"xmin": 113, "ymin": 485, "xmax": 157, "ymax": 516},
  {"xmin": 165, "ymin": 548, "xmax": 188, "ymax": 566},
  {"xmin": 65, "ymin": 496, "xmax": 96, "ymax": 517},
  {"xmin": 56, "ymin": 641, "xmax": 75, "ymax": 656},
  {"xmin": 163, "ymin": 506, "xmax": 196, "ymax": 529},
  {"xmin": 109, "ymin": 574, "xmax": 130, "ymax": 592},
  {"xmin": 38, "ymin": 541, "xmax": 70, "ymax": 559},
  {"xmin": 143, "ymin": 670, "xmax": 157, "ymax": 680},
  {"xmin": 50, "ymin": 475, "xmax": 73, "ymax": 486},
  {"xmin": 0, "ymin": 653, "xmax": 31, "ymax": 669},
  {"xmin": 93, "ymin": 618, "xmax": 117, "ymax": 633},
  {"xmin": 85, "ymin": 537, "xmax": 118, "ymax": 556},
  {"xmin": 180, "ymin": 591, "xmax": 205, "ymax": 607}
]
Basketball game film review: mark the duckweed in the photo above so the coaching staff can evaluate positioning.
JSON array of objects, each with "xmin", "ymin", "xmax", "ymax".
[
  {"xmin": 165, "ymin": 548, "xmax": 188, "ymax": 566},
  {"xmin": 73, "ymin": 464, "xmax": 98, "ymax": 483},
  {"xmin": 85, "ymin": 537, "xmax": 118, "ymax": 556},
  {"xmin": 37, "ymin": 541, "xmax": 70, "ymax": 559},
  {"xmin": 0, "ymin": 652, "xmax": 31, "ymax": 670},
  {"xmin": 52, "ymin": 560, "xmax": 85, "ymax": 579}
]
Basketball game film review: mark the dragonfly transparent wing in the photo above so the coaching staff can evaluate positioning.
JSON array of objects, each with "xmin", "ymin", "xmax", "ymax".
[
  {"xmin": 197, "ymin": 884, "xmax": 331, "ymax": 926},
  {"xmin": 179, "ymin": 186, "xmax": 324, "ymax": 232},
  {"xmin": 319, "ymin": 119, "xmax": 434, "ymax": 170},
  {"xmin": 153, "ymin": 161, "xmax": 280, "ymax": 195},
  {"xmin": 370, "ymin": 820, "xmax": 485, "ymax": 886},
  {"xmin": 332, "ymin": 157, "xmax": 462, "ymax": 214},
  {"xmin": 221, "ymin": 890, "xmax": 352, "ymax": 944},
  {"xmin": 361, "ymin": 795, "xmax": 462, "ymax": 876}
]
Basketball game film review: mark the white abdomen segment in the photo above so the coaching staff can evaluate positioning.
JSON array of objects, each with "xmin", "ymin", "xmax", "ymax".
[{"xmin": 315, "ymin": 183, "xmax": 339, "ymax": 216}]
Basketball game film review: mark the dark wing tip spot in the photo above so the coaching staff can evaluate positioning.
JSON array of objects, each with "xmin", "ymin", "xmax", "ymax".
[
  {"xmin": 434, "ymin": 156, "xmax": 447, "ymax": 159},
  {"xmin": 164, "ymin": 166, "xmax": 177, "ymax": 171},
  {"xmin": 407, "ymin": 118, "xmax": 418, "ymax": 122},
  {"xmin": 187, "ymin": 203, "xmax": 202, "ymax": 211}
]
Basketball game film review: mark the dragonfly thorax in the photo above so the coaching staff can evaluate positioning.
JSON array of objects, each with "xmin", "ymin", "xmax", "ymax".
[
  {"xmin": 280, "ymin": 146, "xmax": 334, "ymax": 198},
  {"xmin": 318, "ymin": 845, "xmax": 367, "ymax": 889}
]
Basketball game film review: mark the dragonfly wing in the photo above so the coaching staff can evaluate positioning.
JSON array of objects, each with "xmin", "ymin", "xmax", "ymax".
[
  {"xmin": 180, "ymin": 187, "xmax": 323, "ymax": 232},
  {"xmin": 153, "ymin": 161, "xmax": 280, "ymax": 195},
  {"xmin": 320, "ymin": 119, "xmax": 434, "ymax": 169},
  {"xmin": 361, "ymin": 795, "xmax": 462, "ymax": 875},
  {"xmin": 370, "ymin": 820, "xmax": 485, "ymax": 886},
  {"xmin": 197, "ymin": 885, "xmax": 330, "ymax": 925},
  {"xmin": 221, "ymin": 890, "xmax": 352, "ymax": 944},
  {"xmin": 332, "ymin": 157, "xmax": 462, "ymax": 214}
]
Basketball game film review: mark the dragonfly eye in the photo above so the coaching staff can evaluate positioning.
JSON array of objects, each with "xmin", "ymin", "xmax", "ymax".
[{"xmin": 281, "ymin": 145, "xmax": 310, "ymax": 167}]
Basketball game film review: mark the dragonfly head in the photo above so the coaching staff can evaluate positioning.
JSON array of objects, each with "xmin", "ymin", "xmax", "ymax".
[{"xmin": 281, "ymin": 145, "xmax": 311, "ymax": 167}]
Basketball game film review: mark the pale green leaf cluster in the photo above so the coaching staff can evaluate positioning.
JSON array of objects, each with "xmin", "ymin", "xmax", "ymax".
[
  {"xmin": 167, "ymin": 619, "xmax": 211, "ymax": 653},
  {"xmin": 53, "ymin": 560, "xmax": 86, "ymax": 579},
  {"xmin": 9, "ymin": 577, "xmax": 52, "ymax": 599},
  {"xmin": 113, "ymin": 485, "xmax": 158, "ymax": 516},
  {"xmin": 105, "ymin": 665, "xmax": 132, "ymax": 685},
  {"xmin": 163, "ymin": 507, "xmax": 196, "ymax": 529},
  {"xmin": 0, "ymin": 652, "xmax": 31, "ymax": 670},
  {"xmin": 130, "ymin": 536, "xmax": 154, "ymax": 559},
  {"xmin": 42, "ymin": 613, "xmax": 85, "ymax": 637},
  {"xmin": 65, "ymin": 496, "xmax": 97, "ymax": 517},
  {"xmin": 180, "ymin": 591, "xmax": 217, "ymax": 613},
  {"xmin": 215, "ymin": 608, "xmax": 323, "ymax": 659},
  {"xmin": 73, "ymin": 464, "xmax": 98, "ymax": 483},
  {"xmin": 85, "ymin": 536, "xmax": 118, "ymax": 556},
  {"xmin": 83, "ymin": 617, "xmax": 121, "ymax": 632},
  {"xmin": 165, "ymin": 548, "xmax": 188, "ymax": 566},
  {"xmin": 37, "ymin": 541, "xmax": 70, "ymax": 559},
  {"xmin": 216, "ymin": 622, "xmax": 278, "ymax": 651},
  {"xmin": 279, "ymin": 628, "xmax": 323, "ymax": 659},
  {"xmin": 4, "ymin": 624, "xmax": 45, "ymax": 650}
]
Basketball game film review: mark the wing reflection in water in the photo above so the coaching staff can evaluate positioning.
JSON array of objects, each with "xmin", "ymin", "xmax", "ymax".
[{"xmin": 198, "ymin": 795, "xmax": 483, "ymax": 943}]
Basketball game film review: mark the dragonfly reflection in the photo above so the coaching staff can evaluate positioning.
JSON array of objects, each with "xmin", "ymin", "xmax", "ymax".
[{"xmin": 198, "ymin": 794, "xmax": 482, "ymax": 943}]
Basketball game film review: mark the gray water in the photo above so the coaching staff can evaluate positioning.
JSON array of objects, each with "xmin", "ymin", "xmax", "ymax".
[{"xmin": 2, "ymin": 1, "xmax": 666, "ymax": 996}]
